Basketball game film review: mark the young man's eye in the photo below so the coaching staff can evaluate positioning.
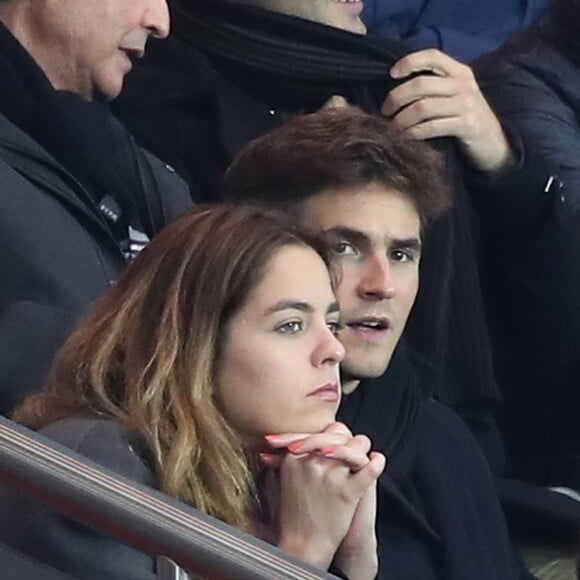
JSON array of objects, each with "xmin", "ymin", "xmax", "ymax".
[
  {"xmin": 391, "ymin": 249, "xmax": 414, "ymax": 263},
  {"xmin": 276, "ymin": 320, "xmax": 303, "ymax": 334},
  {"xmin": 326, "ymin": 320, "xmax": 344, "ymax": 336},
  {"xmin": 334, "ymin": 241, "xmax": 356, "ymax": 256}
]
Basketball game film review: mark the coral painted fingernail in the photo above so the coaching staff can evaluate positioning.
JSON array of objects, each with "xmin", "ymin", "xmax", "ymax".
[
  {"xmin": 259, "ymin": 452, "xmax": 276, "ymax": 461},
  {"xmin": 287, "ymin": 442, "xmax": 303, "ymax": 453},
  {"xmin": 321, "ymin": 448, "xmax": 335, "ymax": 456},
  {"xmin": 264, "ymin": 434, "xmax": 280, "ymax": 442}
]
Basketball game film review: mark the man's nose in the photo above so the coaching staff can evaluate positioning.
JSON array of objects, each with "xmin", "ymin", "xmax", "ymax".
[
  {"xmin": 357, "ymin": 255, "xmax": 396, "ymax": 300},
  {"xmin": 144, "ymin": 0, "xmax": 171, "ymax": 40}
]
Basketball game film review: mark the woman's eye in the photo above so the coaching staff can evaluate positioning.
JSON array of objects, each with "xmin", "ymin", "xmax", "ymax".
[
  {"xmin": 277, "ymin": 320, "xmax": 303, "ymax": 334},
  {"xmin": 334, "ymin": 241, "xmax": 356, "ymax": 256},
  {"xmin": 326, "ymin": 321, "xmax": 343, "ymax": 336}
]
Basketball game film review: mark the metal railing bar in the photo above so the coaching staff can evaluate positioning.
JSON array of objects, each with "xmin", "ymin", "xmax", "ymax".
[{"xmin": 0, "ymin": 416, "xmax": 337, "ymax": 580}]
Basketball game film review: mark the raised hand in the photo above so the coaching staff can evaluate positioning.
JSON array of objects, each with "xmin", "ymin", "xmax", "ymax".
[{"xmin": 382, "ymin": 49, "xmax": 515, "ymax": 173}]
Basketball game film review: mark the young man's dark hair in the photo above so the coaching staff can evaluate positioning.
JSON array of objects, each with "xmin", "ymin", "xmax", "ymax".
[{"xmin": 224, "ymin": 107, "xmax": 451, "ymax": 225}]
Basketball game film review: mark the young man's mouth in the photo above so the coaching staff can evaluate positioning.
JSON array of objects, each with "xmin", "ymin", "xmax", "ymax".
[{"xmin": 346, "ymin": 316, "xmax": 391, "ymax": 338}]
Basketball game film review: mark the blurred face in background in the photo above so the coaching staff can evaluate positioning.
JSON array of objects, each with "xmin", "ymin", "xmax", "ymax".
[
  {"xmin": 7, "ymin": 0, "xmax": 170, "ymax": 100},
  {"xmin": 236, "ymin": 0, "xmax": 367, "ymax": 35}
]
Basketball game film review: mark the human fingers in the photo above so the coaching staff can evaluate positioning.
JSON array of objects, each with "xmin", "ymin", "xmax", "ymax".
[
  {"xmin": 264, "ymin": 433, "xmax": 312, "ymax": 448},
  {"xmin": 348, "ymin": 452, "xmax": 387, "ymax": 490},
  {"xmin": 259, "ymin": 452, "xmax": 284, "ymax": 468},
  {"xmin": 264, "ymin": 421, "xmax": 351, "ymax": 447},
  {"xmin": 390, "ymin": 48, "xmax": 470, "ymax": 80},
  {"xmin": 266, "ymin": 422, "xmax": 353, "ymax": 452},
  {"xmin": 260, "ymin": 446, "xmax": 369, "ymax": 473},
  {"xmin": 320, "ymin": 445, "xmax": 370, "ymax": 472},
  {"xmin": 323, "ymin": 422, "xmax": 353, "ymax": 438},
  {"xmin": 389, "ymin": 95, "xmax": 458, "ymax": 131},
  {"xmin": 344, "ymin": 433, "xmax": 372, "ymax": 456},
  {"xmin": 382, "ymin": 75, "xmax": 465, "ymax": 117},
  {"xmin": 281, "ymin": 447, "xmax": 352, "ymax": 487},
  {"xmin": 285, "ymin": 432, "xmax": 352, "ymax": 455},
  {"xmin": 398, "ymin": 116, "xmax": 467, "ymax": 141},
  {"xmin": 266, "ymin": 422, "xmax": 352, "ymax": 449},
  {"xmin": 389, "ymin": 95, "xmax": 467, "ymax": 133}
]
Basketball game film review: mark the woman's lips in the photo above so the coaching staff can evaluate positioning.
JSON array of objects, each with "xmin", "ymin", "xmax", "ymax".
[{"xmin": 307, "ymin": 382, "xmax": 340, "ymax": 402}]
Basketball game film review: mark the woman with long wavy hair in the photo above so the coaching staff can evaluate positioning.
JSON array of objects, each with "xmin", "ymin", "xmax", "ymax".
[{"xmin": 0, "ymin": 204, "xmax": 385, "ymax": 580}]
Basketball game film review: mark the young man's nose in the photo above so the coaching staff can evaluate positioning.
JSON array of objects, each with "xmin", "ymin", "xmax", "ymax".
[
  {"xmin": 144, "ymin": 0, "xmax": 171, "ymax": 40},
  {"xmin": 357, "ymin": 255, "xmax": 396, "ymax": 300}
]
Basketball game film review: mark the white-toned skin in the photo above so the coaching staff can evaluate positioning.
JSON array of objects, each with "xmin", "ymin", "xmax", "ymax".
[
  {"xmin": 383, "ymin": 49, "xmax": 515, "ymax": 173},
  {"xmin": 217, "ymin": 244, "xmax": 384, "ymax": 579},
  {"xmin": 235, "ymin": 0, "xmax": 366, "ymax": 35},
  {"xmin": 300, "ymin": 182, "xmax": 421, "ymax": 393},
  {"xmin": 236, "ymin": 1, "xmax": 513, "ymax": 172},
  {"xmin": 216, "ymin": 244, "xmax": 344, "ymax": 439},
  {"xmin": 262, "ymin": 185, "xmax": 420, "ymax": 576},
  {"xmin": 0, "ymin": 0, "xmax": 170, "ymax": 100},
  {"xmin": 265, "ymin": 422, "xmax": 384, "ymax": 579}
]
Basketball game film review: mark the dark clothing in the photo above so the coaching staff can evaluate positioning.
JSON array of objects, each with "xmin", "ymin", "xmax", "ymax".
[
  {"xmin": 0, "ymin": 415, "xmax": 158, "ymax": 579},
  {"xmin": 362, "ymin": 0, "xmax": 547, "ymax": 63},
  {"xmin": 472, "ymin": 17, "xmax": 580, "ymax": 488},
  {"xmin": 114, "ymin": 1, "xmax": 501, "ymax": 442},
  {"xmin": 0, "ymin": 542, "xmax": 73, "ymax": 580},
  {"xmin": 338, "ymin": 346, "xmax": 533, "ymax": 580},
  {"xmin": 0, "ymin": 414, "xmax": 338, "ymax": 579},
  {"xmin": 0, "ymin": 385, "xmax": 531, "ymax": 580},
  {"xmin": 0, "ymin": 24, "xmax": 192, "ymax": 415},
  {"xmin": 476, "ymin": 16, "xmax": 580, "ymax": 213}
]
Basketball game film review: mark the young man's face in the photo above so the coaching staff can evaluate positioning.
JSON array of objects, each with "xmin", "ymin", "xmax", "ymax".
[{"xmin": 300, "ymin": 182, "xmax": 421, "ymax": 385}]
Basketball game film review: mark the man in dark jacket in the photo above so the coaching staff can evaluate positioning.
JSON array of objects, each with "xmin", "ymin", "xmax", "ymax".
[
  {"xmin": 224, "ymin": 107, "xmax": 534, "ymax": 580},
  {"xmin": 0, "ymin": 0, "xmax": 192, "ymax": 415},
  {"xmin": 472, "ymin": 0, "xmax": 580, "ymax": 492}
]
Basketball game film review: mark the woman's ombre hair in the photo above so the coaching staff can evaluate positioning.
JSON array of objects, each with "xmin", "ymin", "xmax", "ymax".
[{"xmin": 13, "ymin": 204, "xmax": 330, "ymax": 530}]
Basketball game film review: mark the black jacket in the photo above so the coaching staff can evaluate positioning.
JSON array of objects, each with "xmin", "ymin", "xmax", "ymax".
[
  {"xmin": 0, "ymin": 111, "xmax": 191, "ymax": 416},
  {"xmin": 472, "ymin": 16, "xmax": 580, "ymax": 488},
  {"xmin": 338, "ymin": 348, "xmax": 533, "ymax": 580}
]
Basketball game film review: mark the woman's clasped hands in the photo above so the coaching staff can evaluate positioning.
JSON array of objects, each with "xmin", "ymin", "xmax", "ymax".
[{"xmin": 261, "ymin": 422, "xmax": 386, "ymax": 580}]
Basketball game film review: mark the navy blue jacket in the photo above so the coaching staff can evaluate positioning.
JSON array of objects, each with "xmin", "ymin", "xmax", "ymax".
[
  {"xmin": 339, "ymin": 369, "xmax": 533, "ymax": 580},
  {"xmin": 362, "ymin": 0, "xmax": 547, "ymax": 62},
  {"xmin": 472, "ymin": 17, "xmax": 580, "ymax": 489}
]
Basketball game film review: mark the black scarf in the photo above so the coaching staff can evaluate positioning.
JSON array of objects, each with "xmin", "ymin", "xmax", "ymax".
[
  {"xmin": 548, "ymin": 0, "xmax": 580, "ymax": 70},
  {"xmin": 338, "ymin": 343, "xmax": 427, "ymax": 484},
  {"xmin": 0, "ymin": 22, "xmax": 166, "ymax": 251},
  {"xmin": 170, "ymin": 0, "xmax": 408, "ymax": 112}
]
